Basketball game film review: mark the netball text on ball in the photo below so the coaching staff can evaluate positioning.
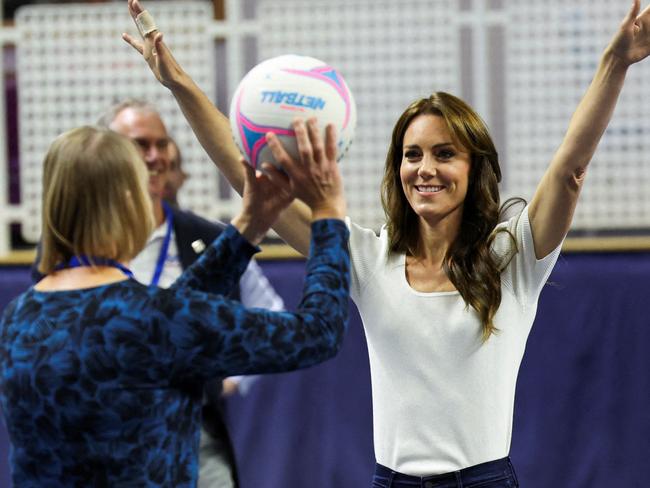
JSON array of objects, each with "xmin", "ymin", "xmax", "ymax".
[{"xmin": 260, "ymin": 91, "xmax": 327, "ymax": 111}]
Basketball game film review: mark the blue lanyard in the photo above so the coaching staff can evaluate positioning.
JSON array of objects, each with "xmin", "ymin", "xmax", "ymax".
[
  {"xmin": 150, "ymin": 201, "xmax": 174, "ymax": 287},
  {"xmin": 55, "ymin": 255, "xmax": 134, "ymax": 278}
]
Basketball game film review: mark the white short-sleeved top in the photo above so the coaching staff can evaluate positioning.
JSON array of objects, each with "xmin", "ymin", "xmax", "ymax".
[{"xmin": 346, "ymin": 206, "xmax": 561, "ymax": 475}]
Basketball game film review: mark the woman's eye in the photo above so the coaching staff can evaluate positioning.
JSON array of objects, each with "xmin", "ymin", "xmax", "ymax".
[
  {"xmin": 404, "ymin": 150, "xmax": 420, "ymax": 159},
  {"xmin": 437, "ymin": 149, "xmax": 455, "ymax": 160}
]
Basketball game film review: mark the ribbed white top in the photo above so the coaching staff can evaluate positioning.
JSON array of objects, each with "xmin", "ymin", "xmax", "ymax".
[{"xmin": 347, "ymin": 207, "xmax": 561, "ymax": 475}]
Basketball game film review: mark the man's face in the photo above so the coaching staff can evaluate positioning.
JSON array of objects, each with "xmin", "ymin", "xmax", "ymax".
[
  {"xmin": 163, "ymin": 142, "xmax": 188, "ymax": 203},
  {"xmin": 109, "ymin": 108, "xmax": 170, "ymax": 200}
]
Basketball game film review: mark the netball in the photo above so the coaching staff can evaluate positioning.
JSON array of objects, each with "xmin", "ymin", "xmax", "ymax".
[{"xmin": 229, "ymin": 54, "xmax": 357, "ymax": 169}]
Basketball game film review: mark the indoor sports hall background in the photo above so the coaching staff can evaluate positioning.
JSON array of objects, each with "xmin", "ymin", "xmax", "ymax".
[{"xmin": 0, "ymin": 1, "xmax": 649, "ymax": 487}]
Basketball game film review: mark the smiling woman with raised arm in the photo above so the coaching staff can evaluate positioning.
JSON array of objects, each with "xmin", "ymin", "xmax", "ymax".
[
  {"xmin": 0, "ymin": 122, "xmax": 349, "ymax": 487},
  {"xmin": 126, "ymin": 0, "xmax": 650, "ymax": 485}
]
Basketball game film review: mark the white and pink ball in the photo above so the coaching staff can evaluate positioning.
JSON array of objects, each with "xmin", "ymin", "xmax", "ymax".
[{"xmin": 229, "ymin": 54, "xmax": 357, "ymax": 169}]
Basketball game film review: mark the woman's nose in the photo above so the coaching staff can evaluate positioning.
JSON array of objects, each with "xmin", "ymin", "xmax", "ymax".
[{"xmin": 417, "ymin": 156, "xmax": 436, "ymax": 178}]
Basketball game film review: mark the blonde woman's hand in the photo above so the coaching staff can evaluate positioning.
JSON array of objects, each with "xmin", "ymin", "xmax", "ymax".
[
  {"xmin": 231, "ymin": 159, "xmax": 295, "ymax": 246},
  {"xmin": 264, "ymin": 118, "xmax": 346, "ymax": 221}
]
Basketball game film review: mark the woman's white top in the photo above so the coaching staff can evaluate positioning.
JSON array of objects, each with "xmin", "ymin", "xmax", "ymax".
[{"xmin": 347, "ymin": 206, "xmax": 562, "ymax": 475}]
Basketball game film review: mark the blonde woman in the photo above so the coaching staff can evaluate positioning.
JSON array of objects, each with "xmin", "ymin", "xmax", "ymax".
[{"xmin": 0, "ymin": 125, "xmax": 350, "ymax": 486}]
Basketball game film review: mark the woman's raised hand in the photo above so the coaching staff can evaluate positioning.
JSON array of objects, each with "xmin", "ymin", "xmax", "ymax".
[
  {"xmin": 264, "ymin": 119, "xmax": 347, "ymax": 221},
  {"xmin": 231, "ymin": 159, "xmax": 295, "ymax": 246},
  {"xmin": 122, "ymin": 0, "xmax": 185, "ymax": 88},
  {"xmin": 607, "ymin": 0, "xmax": 650, "ymax": 66}
]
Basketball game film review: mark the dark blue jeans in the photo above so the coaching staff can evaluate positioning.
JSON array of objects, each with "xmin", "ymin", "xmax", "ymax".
[{"xmin": 372, "ymin": 457, "xmax": 518, "ymax": 488}]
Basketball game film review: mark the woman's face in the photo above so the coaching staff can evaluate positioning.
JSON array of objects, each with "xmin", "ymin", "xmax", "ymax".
[{"xmin": 399, "ymin": 114, "xmax": 471, "ymax": 227}]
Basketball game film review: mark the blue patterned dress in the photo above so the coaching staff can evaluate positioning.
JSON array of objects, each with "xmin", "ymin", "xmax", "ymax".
[{"xmin": 0, "ymin": 220, "xmax": 350, "ymax": 487}]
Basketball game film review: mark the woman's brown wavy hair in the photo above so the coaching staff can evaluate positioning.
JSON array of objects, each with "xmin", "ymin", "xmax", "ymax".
[{"xmin": 381, "ymin": 92, "xmax": 518, "ymax": 341}]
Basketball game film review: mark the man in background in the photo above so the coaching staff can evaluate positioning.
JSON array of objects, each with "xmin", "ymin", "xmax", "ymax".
[{"xmin": 162, "ymin": 138, "xmax": 188, "ymax": 207}]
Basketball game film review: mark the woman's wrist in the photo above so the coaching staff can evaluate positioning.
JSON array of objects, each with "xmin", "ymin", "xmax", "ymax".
[
  {"xmin": 166, "ymin": 69, "xmax": 194, "ymax": 92},
  {"xmin": 601, "ymin": 45, "xmax": 633, "ymax": 73},
  {"xmin": 231, "ymin": 213, "xmax": 268, "ymax": 246},
  {"xmin": 310, "ymin": 200, "xmax": 346, "ymax": 222}
]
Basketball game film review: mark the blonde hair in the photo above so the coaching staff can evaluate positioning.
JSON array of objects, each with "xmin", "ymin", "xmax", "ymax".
[{"xmin": 39, "ymin": 126, "xmax": 154, "ymax": 275}]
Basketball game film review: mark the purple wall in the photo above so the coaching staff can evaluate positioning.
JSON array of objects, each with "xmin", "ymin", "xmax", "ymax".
[{"xmin": 1, "ymin": 254, "xmax": 650, "ymax": 487}]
